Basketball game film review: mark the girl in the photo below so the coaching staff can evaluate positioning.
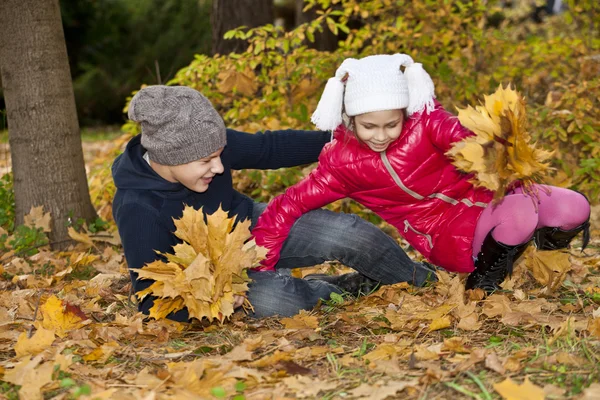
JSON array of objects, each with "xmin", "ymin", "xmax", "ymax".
[{"xmin": 251, "ymin": 54, "xmax": 591, "ymax": 292}]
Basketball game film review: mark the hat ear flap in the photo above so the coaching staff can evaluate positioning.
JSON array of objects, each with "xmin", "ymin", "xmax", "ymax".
[
  {"xmin": 404, "ymin": 62, "xmax": 436, "ymax": 115},
  {"xmin": 311, "ymin": 58, "xmax": 356, "ymax": 131}
]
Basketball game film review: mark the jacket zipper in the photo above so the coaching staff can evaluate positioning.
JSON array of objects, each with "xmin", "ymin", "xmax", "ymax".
[
  {"xmin": 380, "ymin": 151, "xmax": 487, "ymax": 208},
  {"xmin": 404, "ymin": 219, "xmax": 433, "ymax": 249}
]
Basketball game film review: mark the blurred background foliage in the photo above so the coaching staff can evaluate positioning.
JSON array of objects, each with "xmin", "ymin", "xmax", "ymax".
[{"xmin": 128, "ymin": 0, "xmax": 599, "ymax": 212}]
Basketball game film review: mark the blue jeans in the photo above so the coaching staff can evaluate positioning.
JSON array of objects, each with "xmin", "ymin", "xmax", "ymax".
[{"xmin": 246, "ymin": 202, "xmax": 435, "ymax": 318}]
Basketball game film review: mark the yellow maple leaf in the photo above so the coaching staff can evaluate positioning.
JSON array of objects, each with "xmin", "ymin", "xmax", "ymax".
[
  {"xmin": 14, "ymin": 327, "xmax": 55, "ymax": 357},
  {"xmin": 37, "ymin": 295, "xmax": 87, "ymax": 338},
  {"xmin": 137, "ymin": 206, "xmax": 265, "ymax": 322},
  {"xmin": 447, "ymin": 85, "xmax": 553, "ymax": 200},
  {"xmin": 493, "ymin": 377, "xmax": 545, "ymax": 400}
]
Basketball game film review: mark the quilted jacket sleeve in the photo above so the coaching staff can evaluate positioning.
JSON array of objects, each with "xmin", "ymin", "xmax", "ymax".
[
  {"xmin": 251, "ymin": 159, "xmax": 348, "ymax": 271},
  {"xmin": 427, "ymin": 106, "xmax": 474, "ymax": 152}
]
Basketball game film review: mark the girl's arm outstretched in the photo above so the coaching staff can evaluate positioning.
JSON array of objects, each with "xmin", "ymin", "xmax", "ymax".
[{"xmin": 251, "ymin": 161, "xmax": 348, "ymax": 271}]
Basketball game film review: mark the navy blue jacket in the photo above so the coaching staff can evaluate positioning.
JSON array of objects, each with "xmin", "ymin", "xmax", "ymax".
[{"xmin": 112, "ymin": 129, "xmax": 330, "ymax": 318}]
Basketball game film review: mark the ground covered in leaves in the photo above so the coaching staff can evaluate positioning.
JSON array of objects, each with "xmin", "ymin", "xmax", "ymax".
[{"xmin": 1, "ymin": 139, "xmax": 600, "ymax": 400}]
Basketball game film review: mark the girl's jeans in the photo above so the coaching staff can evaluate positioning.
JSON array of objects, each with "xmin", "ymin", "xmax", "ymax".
[{"xmin": 245, "ymin": 202, "xmax": 435, "ymax": 318}]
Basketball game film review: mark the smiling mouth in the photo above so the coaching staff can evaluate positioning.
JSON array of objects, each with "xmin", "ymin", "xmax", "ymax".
[{"xmin": 369, "ymin": 142, "xmax": 389, "ymax": 149}]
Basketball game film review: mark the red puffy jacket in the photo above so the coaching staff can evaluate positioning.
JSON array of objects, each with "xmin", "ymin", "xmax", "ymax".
[{"xmin": 252, "ymin": 102, "xmax": 495, "ymax": 273}]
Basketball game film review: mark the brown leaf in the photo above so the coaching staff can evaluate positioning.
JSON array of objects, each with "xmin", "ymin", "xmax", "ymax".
[
  {"xmin": 524, "ymin": 248, "xmax": 571, "ymax": 290},
  {"xmin": 68, "ymin": 227, "xmax": 94, "ymax": 248},
  {"xmin": 217, "ymin": 68, "xmax": 258, "ymax": 97},
  {"xmin": 277, "ymin": 360, "xmax": 313, "ymax": 375},
  {"xmin": 581, "ymin": 383, "xmax": 600, "ymax": 399},
  {"xmin": 24, "ymin": 206, "xmax": 52, "ymax": 233},
  {"xmin": 281, "ymin": 375, "xmax": 337, "ymax": 398},
  {"xmin": 349, "ymin": 379, "xmax": 419, "ymax": 399},
  {"xmin": 485, "ymin": 351, "xmax": 506, "ymax": 374},
  {"xmin": 587, "ymin": 317, "xmax": 600, "ymax": 338},
  {"xmin": 3, "ymin": 356, "xmax": 54, "ymax": 400}
]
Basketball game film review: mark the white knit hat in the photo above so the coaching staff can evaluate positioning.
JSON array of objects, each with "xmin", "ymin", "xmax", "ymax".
[{"xmin": 311, "ymin": 54, "xmax": 436, "ymax": 131}]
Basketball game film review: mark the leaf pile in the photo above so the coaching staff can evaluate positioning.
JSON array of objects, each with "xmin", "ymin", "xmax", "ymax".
[
  {"xmin": 137, "ymin": 206, "xmax": 266, "ymax": 322},
  {"xmin": 446, "ymin": 85, "xmax": 554, "ymax": 200}
]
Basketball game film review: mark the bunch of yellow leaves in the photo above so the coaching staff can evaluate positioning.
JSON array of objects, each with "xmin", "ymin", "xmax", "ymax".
[
  {"xmin": 446, "ymin": 85, "xmax": 553, "ymax": 200},
  {"xmin": 136, "ymin": 206, "xmax": 266, "ymax": 323}
]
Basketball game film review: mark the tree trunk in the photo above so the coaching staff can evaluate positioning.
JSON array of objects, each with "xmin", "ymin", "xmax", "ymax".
[
  {"xmin": 211, "ymin": 0, "xmax": 275, "ymax": 55},
  {"xmin": 0, "ymin": 0, "xmax": 97, "ymax": 246},
  {"xmin": 295, "ymin": 0, "xmax": 338, "ymax": 51}
]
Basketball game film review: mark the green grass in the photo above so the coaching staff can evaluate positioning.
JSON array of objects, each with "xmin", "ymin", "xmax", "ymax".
[{"xmin": 0, "ymin": 126, "xmax": 122, "ymax": 144}]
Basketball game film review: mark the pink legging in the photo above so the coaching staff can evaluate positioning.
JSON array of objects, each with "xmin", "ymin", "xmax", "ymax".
[{"xmin": 472, "ymin": 184, "xmax": 590, "ymax": 256}]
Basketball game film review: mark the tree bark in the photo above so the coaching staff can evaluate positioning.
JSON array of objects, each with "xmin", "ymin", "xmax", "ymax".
[
  {"xmin": 0, "ymin": 0, "xmax": 97, "ymax": 245},
  {"xmin": 295, "ymin": 0, "xmax": 338, "ymax": 51},
  {"xmin": 211, "ymin": 0, "xmax": 275, "ymax": 55}
]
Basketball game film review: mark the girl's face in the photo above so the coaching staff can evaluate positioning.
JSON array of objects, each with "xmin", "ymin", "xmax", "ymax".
[
  {"xmin": 353, "ymin": 109, "xmax": 404, "ymax": 152},
  {"xmin": 161, "ymin": 148, "xmax": 225, "ymax": 192}
]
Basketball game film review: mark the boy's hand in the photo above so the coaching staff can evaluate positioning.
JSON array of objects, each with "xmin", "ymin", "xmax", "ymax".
[{"xmin": 234, "ymin": 295, "xmax": 245, "ymax": 309}]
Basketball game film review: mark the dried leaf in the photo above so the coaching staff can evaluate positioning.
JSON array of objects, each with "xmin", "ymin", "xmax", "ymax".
[
  {"xmin": 24, "ymin": 206, "xmax": 52, "ymax": 233},
  {"xmin": 428, "ymin": 316, "xmax": 452, "ymax": 332},
  {"xmin": 68, "ymin": 227, "xmax": 94, "ymax": 247},
  {"xmin": 280, "ymin": 311, "xmax": 319, "ymax": 330},
  {"xmin": 524, "ymin": 249, "xmax": 571, "ymax": 290},
  {"xmin": 282, "ymin": 375, "xmax": 337, "ymax": 398},
  {"xmin": 493, "ymin": 377, "xmax": 545, "ymax": 400},
  {"xmin": 14, "ymin": 327, "xmax": 55, "ymax": 357},
  {"xmin": 349, "ymin": 379, "xmax": 418, "ymax": 399},
  {"xmin": 485, "ymin": 351, "xmax": 506, "ymax": 374},
  {"xmin": 37, "ymin": 295, "xmax": 87, "ymax": 338}
]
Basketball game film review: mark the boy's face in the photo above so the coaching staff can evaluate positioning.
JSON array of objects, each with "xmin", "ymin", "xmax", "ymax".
[{"xmin": 167, "ymin": 148, "xmax": 224, "ymax": 192}]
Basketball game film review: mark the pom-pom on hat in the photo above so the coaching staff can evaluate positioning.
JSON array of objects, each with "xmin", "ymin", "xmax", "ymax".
[{"xmin": 311, "ymin": 54, "xmax": 436, "ymax": 131}]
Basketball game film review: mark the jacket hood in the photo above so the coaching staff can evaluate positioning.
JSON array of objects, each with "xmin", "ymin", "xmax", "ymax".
[{"xmin": 112, "ymin": 135, "xmax": 185, "ymax": 192}]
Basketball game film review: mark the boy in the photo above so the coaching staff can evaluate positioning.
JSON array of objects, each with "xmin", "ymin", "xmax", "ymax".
[{"xmin": 112, "ymin": 85, "xmax": 434, "ymax": 321}]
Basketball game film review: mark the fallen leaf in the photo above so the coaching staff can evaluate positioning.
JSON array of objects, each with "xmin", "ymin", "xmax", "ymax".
[
  {"xmin": 581, "ymin": 383, "xmax": 600, "ymax": 399},
  {"xmin": 588, "ymin": 317, "xmax": 600, "ymax": 338},
  {"xmin": 24, "ymin": 206, "xmax": 52, "ymax": 232},
  {"xmin": 280, "ymin": 311, "xmax": 319, "ymax": 330},
  {"xmin": 349, "ymin": 379, "xmax": 418, "ymax": 399},
  {"xmin": 37, "ymin": 295, "xmax": 87, "ymax": 338},
  {"xmin": 493, "ymin": 377, "xmax": 545, "ymax": 400},
  {"xmin": 485, "ymin": 351, "xmax": 506, "ymax": 374},
  {"xmin": 428, "ymin": 316, "xmax": 452, "ymax": 332},
  {"xmin": 3, "ymin": 356, "xmax": 54, "ymax": 400},
  {"xmin": 282, "ymin": 375, "xmax": 337, "ymax": 398},
  {"xmin": 524, "ymin": 248, "xmax": 571, "ymax": 290},
  {"xmin": 14, "ymin": 327, "xmax": 55, "ymax": 358},
  {"xmin": 68, "ymin": 227, "xmax": 94, "ymax": 247}
]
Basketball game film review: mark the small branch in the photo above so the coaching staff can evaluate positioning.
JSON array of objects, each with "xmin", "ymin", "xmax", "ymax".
[{"xmin": 27, "ymin": 290, "xmax": 44, "ymax": 338}]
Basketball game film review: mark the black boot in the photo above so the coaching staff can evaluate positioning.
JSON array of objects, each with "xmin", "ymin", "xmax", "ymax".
[
  {"xmin": 465, "ymin": 232, "xmax": 530, "ymax": 293},
  {"xmin": 534, "ymin": 220, "xmax": 590, "ymax": 251},
  {"xmin": 305, "ymin": 272, "xmax": 380, "ymax": 296}
]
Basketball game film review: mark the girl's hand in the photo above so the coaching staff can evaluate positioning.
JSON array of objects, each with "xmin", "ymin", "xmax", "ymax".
[{"xmin": 233, "ymin": 295, "xmax": 246, "ymax": 309}]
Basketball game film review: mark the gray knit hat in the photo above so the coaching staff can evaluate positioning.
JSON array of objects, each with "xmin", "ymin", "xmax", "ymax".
[{"xmin": 128, "ymin": 85, "xmax": 227, "ymax": 165}]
